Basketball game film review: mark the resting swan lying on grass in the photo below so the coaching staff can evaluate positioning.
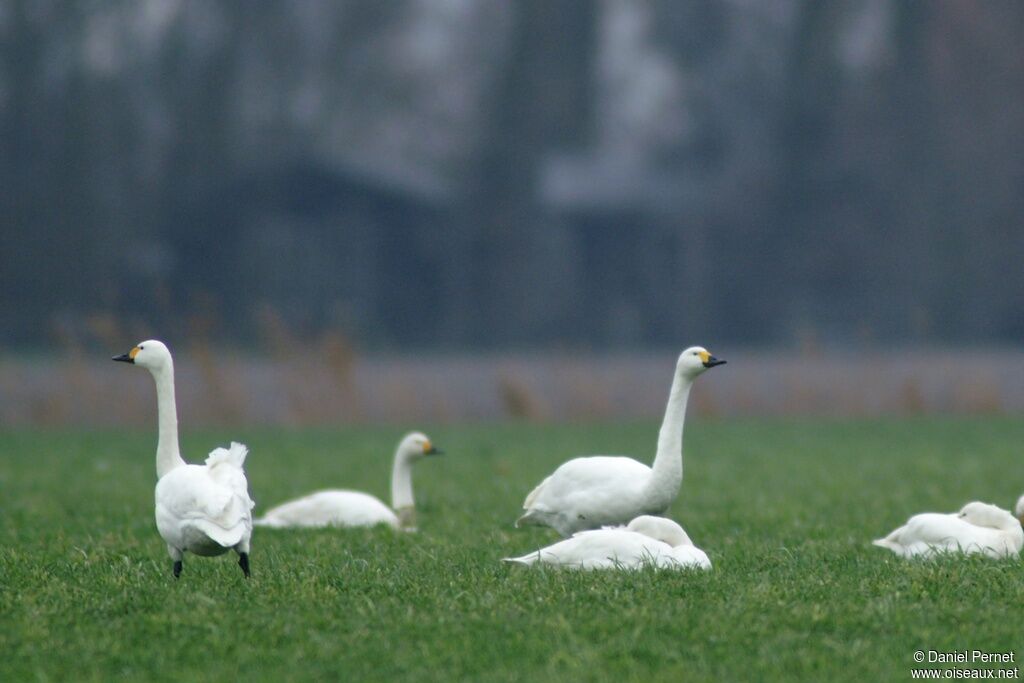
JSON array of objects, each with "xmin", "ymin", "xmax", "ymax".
[
  {"xmin": 255, "ymin": 432, "xmax": 441, "ymax": 531},
  {"xmin": 113, "ymin": 340, "xmax": 255, "ymax": 579},
  {"xmin": 873, "ymin": 501, "xmax": 1023, "ymax": 559},
  {"xmin": 504, "ymin": 515, "xmax": 711, "ymax": 570}
]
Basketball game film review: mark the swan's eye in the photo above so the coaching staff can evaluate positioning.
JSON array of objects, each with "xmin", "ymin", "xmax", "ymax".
[{"xmin": 140, "ymin": 346, "xmax": 144, "ymax": 350}]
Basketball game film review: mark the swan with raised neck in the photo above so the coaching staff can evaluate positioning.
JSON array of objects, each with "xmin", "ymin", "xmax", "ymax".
[
  {"xmin": 113, "ymin": 339, "xmax": 254, "ymax": 578},
  {"xmin": 515, "ymin": 346, "xmax": 725, "ymax": 537},
  {"xmin": 504, "ymin": 514, "xmax": 711, "ymax": 570}
]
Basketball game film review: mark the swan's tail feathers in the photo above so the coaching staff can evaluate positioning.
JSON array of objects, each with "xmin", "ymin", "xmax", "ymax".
[
  {"xmin": 873, "ymin": 537, "xmax": 900, "ymax": 552},
  {"xmin": 502, "ymin": 553, "xmax": 538, "ymax": 566},
  {"xmin": 206, "ymin": 442, "xmax": 249, "ymax": 470}
]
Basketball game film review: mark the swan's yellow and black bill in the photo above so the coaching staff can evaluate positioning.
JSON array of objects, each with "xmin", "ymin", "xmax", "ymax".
[
  {"xmin": 699, "ymin": 350, "xmax": 726, "ymax": 368},
  {"xmin": 112, "ymin": 346, "xmax": 140, "ymax": 364},
  {"xmin": 424, "ymin": 441, "xmax": 443, "ymax": 456}
]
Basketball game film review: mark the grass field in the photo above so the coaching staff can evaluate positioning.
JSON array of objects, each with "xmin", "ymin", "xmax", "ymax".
[{"xmin": 3, "ymin": 418, "xmax": 1024, "ymax": 681}]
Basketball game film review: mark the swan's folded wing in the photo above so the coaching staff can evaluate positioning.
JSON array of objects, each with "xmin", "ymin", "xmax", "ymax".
[
  {"xmin": 899, "ymin": 513, "xmax": 973, "ymax": 546},
  {"xmin": 257, "ymin": 494, "xmax": 327, "ymax": 526},
  {"xmin": 509, "ymin": 529, "xmax": 669, "ymax": 569},
  {"xmin": 257, "ymin": 490, "xmax": 395, "ymax": 528},
  {"xmin": 157, "ymin": 466, "xmax": 252, "ymax": 548},
  {"xmin": 878, "ymin": 513, "xmax": 1009, "ymax": 556},
  {"xmin": 205, "ymin": 442, "xmax": 255, "ymax": 513},
  {"xmin": 556, "ymin": 529, "xmax": 650, "ymax": 566},
  {"xmin": 505, "ymin": 531, "xmax": 607, "ymax": 567},
  {"xmin": 526, "ymin": 456, "xmax": 650, "ymax": 509}
]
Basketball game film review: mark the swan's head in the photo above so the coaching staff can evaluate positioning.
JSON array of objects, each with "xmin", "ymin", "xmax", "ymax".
[
  {"xmin": 397, "ymin": 431, "xmax": 443, "ymax": 461},
  {"xmin": 626, "ymin": 515, "xmax": 693, "ymax": 547},
  {"xmin": 677, "ymin": 346, "xmax": 726, "ymax": 378},
  {"xmin": 112, "ymin": 340, "xmax": 172, "ymax": 372},
  {"xmin": 957, "ymin": 501, "xmax": 1016, "ymax": 530}
]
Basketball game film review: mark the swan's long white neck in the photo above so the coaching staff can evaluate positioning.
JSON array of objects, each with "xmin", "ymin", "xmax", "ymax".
[
  {"xmin": 391, "ymin": 449, "xmax": 415, "ymax": 517},
  {"xmin": 646, "ymin": 369, "xmax": 693, "ymax": 503},
  {"xmin": 151, "ymin": 361, "xmax": 186, "ymax": 479}
]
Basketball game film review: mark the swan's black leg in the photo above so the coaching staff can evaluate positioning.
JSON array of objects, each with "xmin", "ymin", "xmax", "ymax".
[
  {"xmin": 238, "ymin": 553, "xmax": 250, "ymax": 579},
  {"xmin": 173, "ymin": 560, "xmax": 183, "ymax": 578}
]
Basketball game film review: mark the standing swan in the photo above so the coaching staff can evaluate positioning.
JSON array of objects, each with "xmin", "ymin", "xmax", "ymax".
[
  {"xmin": 254, "ymin": 432, "xmax": 442, "ymax": 531},
  {"xmin": 504, "ymin": 515, "xmax": 711, "ymax": 570},
  {"xmin": 516, "ymin": 346, "xmax": 725, "ymax": 537},
  {"xmin": 873, "ymin": 501, "xmax": 1024, "ymax": 559},
  {"xmin": 113, "ymin": 340, "xmax": 255, "ymax": 578}
]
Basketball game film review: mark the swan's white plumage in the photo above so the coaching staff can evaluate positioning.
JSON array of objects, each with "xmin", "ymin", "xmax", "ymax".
[
  {"xmin": 517, "ymin": 457, "xmax": 657, "ymax": 534},
  {"xmin": 206, "ymin": 442, "xmax": 250, "ymax": 470},
  {"xmin": 517, "ymin": 346, "xmax": 724, "ymax": 537},
  {"xmin": 255, "ymin": 490, "xmax": 400, "ymax": 529},
  {"xmin": 504, "ymin": 515, "xmax": 711, "ymax": 570},
  {"xmin": 873, "ymin": 501, "xmax": 1023, "ymax": 559},
  {"xmin": 113, "ymin": 340, "xmax": 254, "ymax": 574},
  {"xmin": 255, "ymin": 432, "xmax": 439, "ymax": 531},
  {"xmin": 155, "ymin": 442, "xmax": 255, "ymax": 556}
]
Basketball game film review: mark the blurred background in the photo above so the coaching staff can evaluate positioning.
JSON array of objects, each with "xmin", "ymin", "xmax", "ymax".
[{"xmin": 3, "ymin": 0, "xmax": 1023, "ymax": 426}]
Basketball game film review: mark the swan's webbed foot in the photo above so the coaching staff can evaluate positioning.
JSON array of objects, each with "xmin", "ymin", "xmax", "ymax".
[
  {"xmin": 173, "ymin": 560, "xmax": 182, "ymax": 578},
  {"xmin": 238, "ymin": 553, "xmax": 250, "ymax": 579}
]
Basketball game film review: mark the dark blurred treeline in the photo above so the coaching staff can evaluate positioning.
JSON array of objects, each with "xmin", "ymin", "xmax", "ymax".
[{"xmin": 3, "ymin": 0, "xmax": 1024, "ymax": 351}]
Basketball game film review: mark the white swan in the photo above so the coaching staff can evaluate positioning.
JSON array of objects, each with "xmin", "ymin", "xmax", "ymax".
[
  {"xmin": 113, "ymin": 340, "xmax": 255, "ymax": 578},
  {"xmin": 504, "ymin": 515, "xmax": 711, "ymax": 570},
  {"xmin": 255, "ymin": 432, "xmax": 441, "ymax": 531},
  {"xmin": 516, "ymin": 346, "xmax": 725, "ymax": 537},
  {"xmin": 873, "ymin": 501, "xmax": 1024, "ymax": 559}
]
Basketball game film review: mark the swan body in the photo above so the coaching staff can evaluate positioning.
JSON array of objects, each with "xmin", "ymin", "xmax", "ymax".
[
  {"xmin": 255, "ymin": 432, "xmax": 441, "ymax": 531},
  {"xmin": 518, "ymin": 458, "xmax": 661, "ymax": 536},
  {"xmin": 516, "ymin": 346, "xmax": 725, "ymax": 537},
  {"xmin": 155, "ymin": 443, "xmax": 253, "ymax": 556},
  {"xmin": 114, "ymin": 340, "xmax": 254, "ymax": 577},
  {"xmin": 256, "ymin": 491, "xmax": 399, "ymax": 529},
  {"xmin": 504, "ymin": 515, "xmax": 711, "ymax": 570},
  {"xmin": 873, "ymin": 501, "xmax": 1023, "ymax": 559}
]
